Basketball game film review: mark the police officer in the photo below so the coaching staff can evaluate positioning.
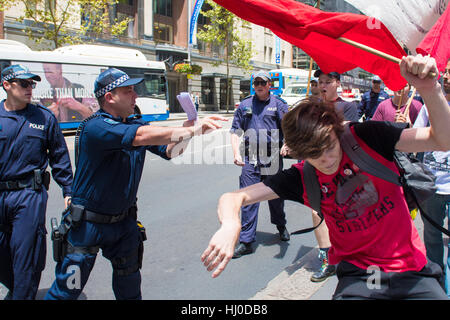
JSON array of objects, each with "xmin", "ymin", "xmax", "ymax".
[
  {"xmin": 44, "ymin": 68, "xmax": 225, "ymax": 300},
  {"xmin": 0, "ymin": 65, "xmax": 73, "ymax": 299},
  {"xmin": 358, "ymin": 75, "xmax": 390, "ymax": 121},
  {"xmin": 230, "ymin": 71, "xmax": 290, "ymax": 259}
]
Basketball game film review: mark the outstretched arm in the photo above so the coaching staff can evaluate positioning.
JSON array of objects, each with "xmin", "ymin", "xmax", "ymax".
[
  {"xmin": 201, "ymin": 182, "xmax": 279, "ymax": 278},
  {"xmin": 133, "ymin": 116, "xmax": 227, "ymax": 148},
  {"xmin": 395, "ymin": 55, "xmax": 450, "ymax": 153}
]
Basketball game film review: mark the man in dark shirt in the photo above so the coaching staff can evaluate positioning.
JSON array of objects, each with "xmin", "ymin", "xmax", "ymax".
[{"xmin": 314, "ymin": 69, "xmax": 359, "ymax": 122}]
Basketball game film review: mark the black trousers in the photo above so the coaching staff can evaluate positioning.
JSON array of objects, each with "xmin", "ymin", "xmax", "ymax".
[{"xmin": 332, "ymin": 261, "xmax": 448, "ymax": 300}]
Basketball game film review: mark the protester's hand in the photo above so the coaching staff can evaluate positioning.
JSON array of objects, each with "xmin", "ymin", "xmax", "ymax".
[
  {"xmin": 280, "ymin": 143, "xmax": 291, "ymax": 157},
  {"xmin": 233, "ymin": 153, "xmax": 245, "ymax": 167},
  {"xmin": 394, "ymin": 110, "xmax": 408, "ymax": 123},
  {"xmin": 399, "ymin": 54, "xmax": 439, "ymax": 91},
  {"xmin": 201, "ymin": 221, "xmax": 240, "ymax": 278}
]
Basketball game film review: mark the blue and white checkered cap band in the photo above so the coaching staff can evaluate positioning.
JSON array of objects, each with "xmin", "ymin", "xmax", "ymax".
[
  {"xmin": 2, "ymin": 69, "xmax": 28, "ymax": 82},
  {"xmin": 95, "ymin": 74, "xmax": 130, "ymax": 98}
]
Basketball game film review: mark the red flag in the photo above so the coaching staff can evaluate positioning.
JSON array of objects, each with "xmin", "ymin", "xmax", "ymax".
[
  {"xmin": 416, "ymin": 5, "xmax": 450, "ymax": 73},
  {"xmin": 213, "ymin": 0, "xmax": 407, "ymax": 90}
]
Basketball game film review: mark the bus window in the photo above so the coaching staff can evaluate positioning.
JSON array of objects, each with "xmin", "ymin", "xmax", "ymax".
[
  {"xmin": 141, "ymin": 73, "xmax": 166, "ymax": 100},
  {"xmin": 116, "ymin": 67, "xmax": 166, "ymax": 100}
]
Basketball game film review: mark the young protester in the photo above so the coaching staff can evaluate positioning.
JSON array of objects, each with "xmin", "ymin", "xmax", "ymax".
[
  {"xmin": 202, "ymin": 54, "xmax": 449, "ymax": 299},
  {"xmin": 315, "ymin": 69, "xmax": 359, "ymax": 122}
]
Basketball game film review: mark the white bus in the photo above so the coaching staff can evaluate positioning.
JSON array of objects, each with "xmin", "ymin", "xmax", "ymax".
[{"xmin": 0, "ymin": 40, "xmax": 169, "ymax": 130}]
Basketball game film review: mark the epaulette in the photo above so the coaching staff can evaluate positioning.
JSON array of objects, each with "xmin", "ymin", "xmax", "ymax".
[
  {"xmin": 275, "ymin": 95, "xmax": 287, "ymax": 104},
  {"xmin": 35, "ymin": 103, "xmax": 53, "ymax": 114}
]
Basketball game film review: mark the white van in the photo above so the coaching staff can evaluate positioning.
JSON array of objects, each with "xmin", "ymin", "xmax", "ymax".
[{"xmin": 281, "ymin": 82, "xmax": 308, "ymax": 108}]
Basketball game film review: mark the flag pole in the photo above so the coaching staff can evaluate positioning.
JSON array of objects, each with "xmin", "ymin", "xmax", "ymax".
[
  {"xmin": 306, "ymin": 0, "xmax": 320, "ymax": 97},
  {"xmin": 403, "ymin": 87, "xmax": 417, "ymax": 118},
  {"xmin": 337, "ymin": 37, "xmax": 437, "ymax": 77}
]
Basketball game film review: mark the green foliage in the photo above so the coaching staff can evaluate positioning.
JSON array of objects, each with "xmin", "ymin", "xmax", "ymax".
[
  {"xmin": 196, "ymin": 0, "xmax": 253, "ymax": 111},
  {"xmin": 0, "ymin": 0, "xmax": 132, "ymax": 49},
  {"xmin": 196, "ymin": 0, "xmax": 253, "ymax": 73}
]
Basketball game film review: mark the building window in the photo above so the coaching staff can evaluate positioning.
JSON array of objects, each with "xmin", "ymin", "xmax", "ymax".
[
  {"xmin": 154, "ymin": 0, "xmax": 173, "ymax": 17},
  {"xmin": 154, "ymin": 21, "xmax": 173, "ymax": 43},
  {"xmin": 116, "ymin": 0, "xmax": 136, "ymax": 38},
  {"xmin": 201, "ymin": 77, "xmax": 215, "ymax": 105}
]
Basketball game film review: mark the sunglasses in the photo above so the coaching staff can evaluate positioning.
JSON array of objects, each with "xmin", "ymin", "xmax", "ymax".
[
  {"xmin": 254, "ymin": 80, "xmax": 268, "ymax": 87},
  {"xmin": 10, "ymin": 79, "xmax": 36, "ymax": 89}
]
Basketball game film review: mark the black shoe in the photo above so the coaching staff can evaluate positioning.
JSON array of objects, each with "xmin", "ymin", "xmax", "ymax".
[
  {"xmin": 232, "ymin": 242, "xmax": 253, "ymax": 259},
  {"xmin": 277, "ymin": 225, "xmax": 290, "ymax": 241},
  {"xmin": 310, "ymin": 249, "xmax": 336, "ymax": 282}
]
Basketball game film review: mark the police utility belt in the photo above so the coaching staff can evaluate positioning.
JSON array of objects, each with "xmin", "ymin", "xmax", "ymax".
[
  {"xmin": 0, "ymin": 170, "xmax": 50, "ymax": 234},
  {"xmin": 50, "ymin": 203, "xmax": 147, "ymax": 265},
  {"xmin": 0, "ymin": 169, "xmax": 50, "ymax": 191},
  {"xmin": 65, "ymin": 203, "xmax": 138, "ymax": 227}
]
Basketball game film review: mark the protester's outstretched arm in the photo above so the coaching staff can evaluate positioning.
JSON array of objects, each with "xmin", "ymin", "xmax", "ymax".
[
  {"xmin": 396, "ymin": 55, "xmax": 450, "ymax": 153},
  {"xmin": 201, "ymin": 182, "xmax": 279, "ymax": 278}
]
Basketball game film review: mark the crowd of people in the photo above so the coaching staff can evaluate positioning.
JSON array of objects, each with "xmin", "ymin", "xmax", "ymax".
[{"xmin": 0, "ymin": 53, "xmax": 449, "ymax": 300}]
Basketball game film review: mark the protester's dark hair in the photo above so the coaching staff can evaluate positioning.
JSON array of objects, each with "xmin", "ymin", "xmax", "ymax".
[{"xmin": 281, "ymin": 97, "xmax": 344, "ymax": 159}]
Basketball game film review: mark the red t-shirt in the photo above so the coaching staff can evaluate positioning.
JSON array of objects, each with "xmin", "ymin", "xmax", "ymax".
[{"xmin": 264, "ymin": 122, "xmax": 427, "ymax": 272}]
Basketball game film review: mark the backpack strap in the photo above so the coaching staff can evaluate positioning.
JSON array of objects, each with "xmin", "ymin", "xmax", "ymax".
[
  {"xmin": 341, "ymin": 124, "xmax": 449, "ymax": 237},
  {"xmin": 291, "ymin": 161, "xmax": 324, "ymax": 235},
  {"xmin": 339, "ymin": 123, "xmax": 401, "ymax": 186}
]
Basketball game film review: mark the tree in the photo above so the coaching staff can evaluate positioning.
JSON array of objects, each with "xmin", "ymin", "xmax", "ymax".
[
  {"xmin": 197, "ymin": 0, "xmax": 253, "ymax": 112},
  {"xmin": 0, "ymin": 0, "xmax": 131, "ymax": 49}
]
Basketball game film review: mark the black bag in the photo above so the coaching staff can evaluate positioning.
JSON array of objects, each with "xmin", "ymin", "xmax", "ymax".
[{"xmin": 292, "ymin": 124, "xmax": 449, "ymax": 236}]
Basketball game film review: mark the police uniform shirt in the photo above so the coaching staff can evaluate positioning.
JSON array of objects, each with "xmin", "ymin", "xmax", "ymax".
[
  {"xmin": 230, "ymin": 94, "xmax": 288, "ymax": 164},
  {"xmin": 72, "ymin": 109, "xmax": 169, "ymax": 215},
  {"xmin": 0, "ymin": 100, "xmax": 72, "ymax": 196},
  {"xmin": 359, "ymin": 90, "xmax": 390, "ymax": 119}
]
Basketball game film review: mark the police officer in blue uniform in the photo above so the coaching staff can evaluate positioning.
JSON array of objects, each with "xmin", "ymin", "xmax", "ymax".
[
  {"xmin": 0, "ymin": 65, "xmax": 73, "ymax": 299},
  {"xmin": 44, "ymin": 68, "xmax": 225, "ymax": 300},
  {"xmin": 358, "ymin": 75, "xmax": 390, "ymax": 121},
  {"xmin": 230, "ymin": 71, "xmax": 290, "ymax": 258}
]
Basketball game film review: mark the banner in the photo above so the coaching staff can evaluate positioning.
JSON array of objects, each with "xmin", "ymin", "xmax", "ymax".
[
  {"xmin": 213, "ymin": 0, "xmax": 407, "ymax": 90},
  {"xmin": 344, "ymin": 0, "xmax": 449, "ymax": 53},
  {"xmin": 417, "ymin": 5, "xmax": 450, "ymax": 72},
  {"xmin": 189, "ymin": 0, "xmax": 205, "ymax": 45}
]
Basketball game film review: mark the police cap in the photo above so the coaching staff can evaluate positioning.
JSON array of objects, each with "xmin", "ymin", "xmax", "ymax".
[
  {"xmin": 1, "ymin": 64, "xmax": 41, "ymax": 85},
  {"xmin": 94, "ymin": 68, "xmax": 143, "ymax": 98}
]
